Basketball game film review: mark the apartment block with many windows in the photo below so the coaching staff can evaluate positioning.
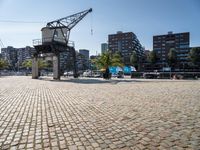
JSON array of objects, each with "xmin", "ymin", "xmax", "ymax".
[
  {"xmin": 153, "ymin": 32, "xmax": 190, "ymax": 64},
  {"xmin": 108, "ymin": 31, "xmax": 144, "ymax": 65}
]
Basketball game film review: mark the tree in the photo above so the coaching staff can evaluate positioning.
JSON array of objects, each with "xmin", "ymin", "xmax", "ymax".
[
  {"xmin": 111, "ymin": 52, "xmax": 123, "ymax": 67},
  {"xmin": 148, "ymin": 51, "xmax": 157, "ymax": 64},
  {"xmin": 90, "ymin": 59, "xmax": 98, "ymax": 70},
  {"xmin": 0, "ymin": 59, "xmax": 9, "ymax": 69},
  {"xmin": 22, "ymin": 59, "xmax": 48, "ymax": 70},
  {"xmin": 168, "ymin": 48, "xmax": 177, "ymax": 67},
  {"xmin": 189, "ymin": 47, "xmax": 200, "ymax": 65},
  {"xmin": 130, "ymin": 52, "xmax": 138, "ymax": 68},
  {"xmin": 22, "ymin": 60, "xmax": 32, "ymax": 69},
  {"xmin": 95, "ymin": 51, "xmax": 123, "ymax": 79},
  {"xmin": 46, "ymin": 60, "xmax": 53, "ymax": 70},
  {"xmin": 38, "ymin": 60, "xmax": 48, "ymax": 69}
]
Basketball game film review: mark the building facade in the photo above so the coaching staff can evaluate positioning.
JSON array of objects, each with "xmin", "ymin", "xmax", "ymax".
[
  {"xmin": 101, "ymin": 43, "xmax": 108, "ymax": 54},
  {"xmin": 78, "ymin": 49, "xmax": 89, "ymax": 70},
  {"xmin": 108, "ymin": 31, "xmax": 144, "ymax": 65},
  {"xmin": 79, "ymin": 49, "xmax": 89, "ymax": 61},
  {"xmin": 1, "ymin": 46, "xmax": 18, "ymax": 68},
  {"xmin": 1, "ymin": 46, "xmax": 36, "ymax": 70},
  {"xmin": 59, "ymin": 49, "xmax": 90, "ymax": 72},
  {"xmin": 17, "ymin": 46, "xmax": 36, "ymax": 65},
  {"xmin": 153, "ymin": 32, "xmax": 190, "ymax": 66}
]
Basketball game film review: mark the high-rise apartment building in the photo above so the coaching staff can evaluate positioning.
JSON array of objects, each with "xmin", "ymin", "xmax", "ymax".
[
  {"xmin": 101, "ymin": 43, "xmax": 108, "ymax": 54},
  {"xmin": 1, "ymin": 46, "xmax": 36, "ymax": 69},
  {"xmin": 153, "ymin": 32, "xmax": 190, "ymax": 64},
  {"xmin": 108, "ymin": 31, "xmax": 144, "ymax": 65},
  {"xmin": 1, "ymin": 46, "xmax": 18, "ymax": 67},
  {"xmin": 59, "ymin": 49, "xmax": 90, "ymax": 71},
  {"xmin": 17, "ymin": 46, "xmax": 36, "ymax": 65}
]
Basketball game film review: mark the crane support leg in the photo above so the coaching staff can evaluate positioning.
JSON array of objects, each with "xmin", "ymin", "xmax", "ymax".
[
  {"xmin": 72, "ymin": 49, "xmax": 78, "ymax": 78},
  {"xmin": 32, "ymin": 57, "xmax": 39, "ymax": 79},
  {"xmin": 53, "ymin": 54, "xmax": 60, "ymax": 80}
]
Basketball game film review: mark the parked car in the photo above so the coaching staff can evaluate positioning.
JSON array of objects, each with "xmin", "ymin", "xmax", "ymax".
[
  {"xmin": 83, "ymin": 70, "xmax": 92, "ymax": 77},
  {"xmin": 64, "ymin": 71, "xmax": 74, "ymax": 77},
  {"xmin": 111, "ymin": 71, "xmax": 124, "ymax": 78},
  {"xmin": 143, "ymin": 73, "xmax": 160, "ymax": 79},
  {"xmin": 93, "ymin": 71, "xmax": 102, "ymax": 78}
]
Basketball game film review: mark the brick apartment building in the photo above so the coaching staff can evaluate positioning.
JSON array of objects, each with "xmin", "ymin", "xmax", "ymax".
[
  {"xmin": 142, "ymin": 31, "xmax": 200, "ymax": 72},
  {"xmin": 153, "ymin": 32, "xmax": 190, "ymax": 65},
  {"xmin": 108, "ymin": 31, "xmax": 144, "ymax": 65}
]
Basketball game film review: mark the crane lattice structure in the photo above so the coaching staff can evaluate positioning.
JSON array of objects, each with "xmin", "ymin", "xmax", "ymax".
[
  {"xmin": 46, "ymin": 8, "xmax": 92, "ymax": 45},
  {"xmin": 0, "ymin": 39, "xmax": 4, "ymax": 49},
  {"xmin": 32, "ymin": 8, "xmax": 92, "ymax": 80}
]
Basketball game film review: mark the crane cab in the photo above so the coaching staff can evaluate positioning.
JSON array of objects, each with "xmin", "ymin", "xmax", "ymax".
[{"xmin": 41, "ymin": 27, "xmax": 68, "ymax": 44}]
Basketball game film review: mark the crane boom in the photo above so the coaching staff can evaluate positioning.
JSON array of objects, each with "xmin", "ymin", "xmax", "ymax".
[
  {"xmin": 41, "ymin": 8, "xmax": 92, "ymax": 46},
  {"xmin": 0, "ymin": 39, "xmax": 5, "ymax": 48},
  {"xmin": 46, "ymin": 8, "xmax": 92, "ymax": 30}
]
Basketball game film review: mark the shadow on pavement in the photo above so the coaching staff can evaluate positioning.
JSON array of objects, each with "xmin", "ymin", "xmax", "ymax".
[
  {"xmin": 38, "ymin": 77, "xmax": 144, "ymax": 84},
  {"xmin": 38, "ymin": 77, "xmax": 192, "ymax": 84},
  {"xmin": 51, "ymin": 78, "xmax": 137, "ymax": 84}
]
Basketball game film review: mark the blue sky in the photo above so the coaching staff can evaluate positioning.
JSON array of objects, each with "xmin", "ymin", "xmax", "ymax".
[{"xmin": 0, "ymin": 0, "xmax": 200, "ymax": 55}]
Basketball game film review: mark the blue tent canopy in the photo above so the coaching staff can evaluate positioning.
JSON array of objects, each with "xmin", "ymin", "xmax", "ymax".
[
  {"xmin": 109, "ymin": 66, "xmax": 136, "ymax": 74},
  {"xmin": 123, "ymin": 66, "xmax": 136, "ymax": 74}
]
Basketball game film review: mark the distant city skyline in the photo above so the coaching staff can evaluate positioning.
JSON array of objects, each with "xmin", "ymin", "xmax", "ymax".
[{"xmin": 0, "ymin": 0, "xmax": 200, "ymax": 55}]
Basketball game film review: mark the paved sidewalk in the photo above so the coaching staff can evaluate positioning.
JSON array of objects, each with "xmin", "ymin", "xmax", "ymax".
[{"xmin": 0, "ymin": 76, "xmax": 200, "ymax": 149}]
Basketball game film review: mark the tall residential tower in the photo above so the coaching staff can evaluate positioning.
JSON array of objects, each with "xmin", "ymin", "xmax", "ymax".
[{"xmin": 101, "ymin": 43, "xmax": 108, "ymax": 54}]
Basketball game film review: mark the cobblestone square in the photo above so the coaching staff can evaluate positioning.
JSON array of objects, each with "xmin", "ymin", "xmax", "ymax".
[{"xmin": 0, "ymin": 76, "xmax": 200, "ymax": 149}]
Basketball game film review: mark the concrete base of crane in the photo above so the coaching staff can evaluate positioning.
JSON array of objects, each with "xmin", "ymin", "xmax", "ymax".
[
  {"xmin": 32, "ymin": 57, "xmax": 39, "ymax": 79},
  {"xmin": 53, "ymin": 55, "xmax": 60, "ymax": 80}
]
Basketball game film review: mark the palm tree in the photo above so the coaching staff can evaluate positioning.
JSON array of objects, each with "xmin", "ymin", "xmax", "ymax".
[
  {"xmin": 95, "ymin": 51, "xmax": 123, "ymax": 79},
  {"xmin": 22, "ymin": 60, "xmax": 32, "ymax": 69},
  {"xmin": 111, "ymin": 52, "xmax": 123, "ymax": 67},
  {"xmin": 22, "ymin": 59, "xmax": 48, "ymax": 70}
]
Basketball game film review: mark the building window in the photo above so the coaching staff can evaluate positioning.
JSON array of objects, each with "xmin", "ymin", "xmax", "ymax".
[
  {"xmin": 180, "ymin": 45, "xmax": 189, "ymax": 48},
  {"xmin": 166, "ymin": 41, "xmax": 175, "ymax": 44}
]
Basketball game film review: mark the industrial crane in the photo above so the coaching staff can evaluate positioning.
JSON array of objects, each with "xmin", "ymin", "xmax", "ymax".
[
  {"xmin": 33, "ymin": 8, "xmax": 93, "ymax": 80},
  {"xmin": 45, "ymin": 8, "xmax": 92, "ymax": 45}
]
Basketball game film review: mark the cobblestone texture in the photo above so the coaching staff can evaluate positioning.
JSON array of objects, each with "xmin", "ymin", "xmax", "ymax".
[{"xmin": 0, "ymin": 76, "xmax": 200, "ymax": 149}]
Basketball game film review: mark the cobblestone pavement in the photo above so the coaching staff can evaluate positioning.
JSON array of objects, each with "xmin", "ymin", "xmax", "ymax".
[{"xmin": 0, "ymin": 76, "xmax": 200, "ymax": 150}]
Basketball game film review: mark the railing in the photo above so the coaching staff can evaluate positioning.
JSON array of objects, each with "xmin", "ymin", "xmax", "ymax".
[
  {"xmin": 33, "ymin": 37, "xmax": 75, "ymax": 47},
  {"xmin": 33, "ymin": 39, "xmax": 43, "ymax": 46}
]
